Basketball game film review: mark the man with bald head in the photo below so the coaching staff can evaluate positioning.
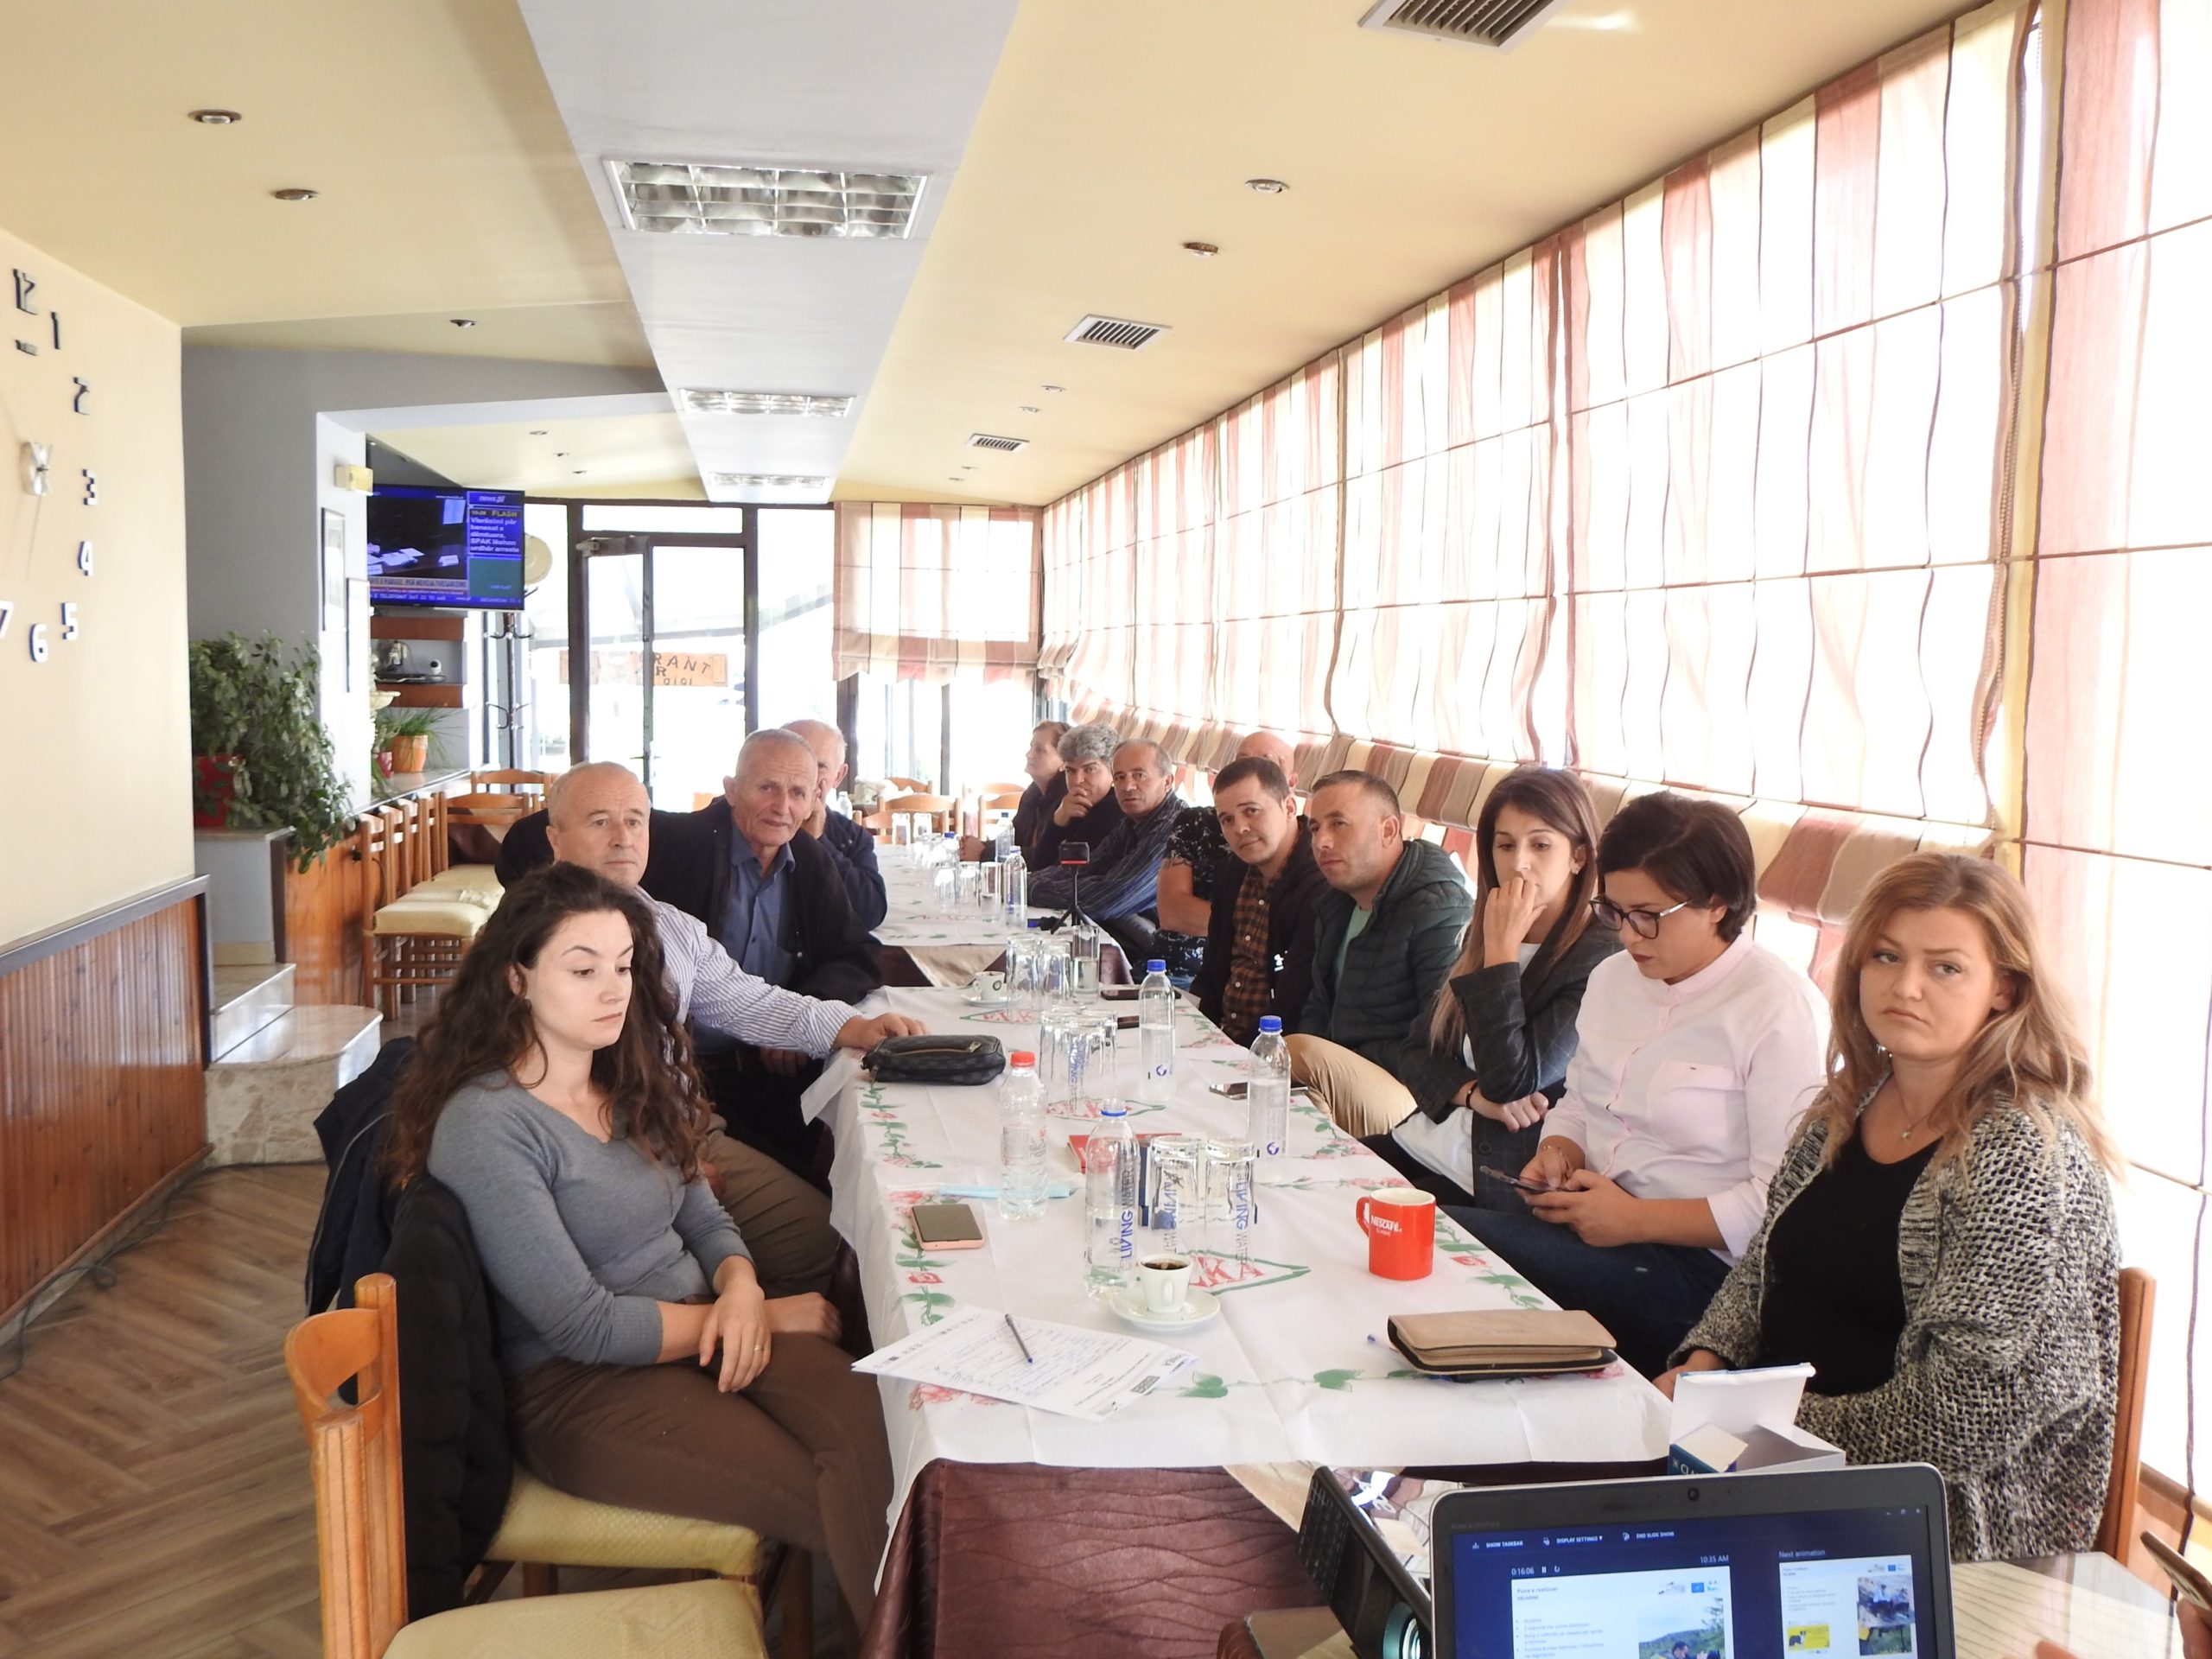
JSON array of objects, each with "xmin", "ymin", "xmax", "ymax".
[
  {"xmin": 1027, "ymin": 737, "xmax": 1186, "ymax": 963},
  {"xmin": 1155, "ymin": 731, "xmax": 1300, "ymax": 979},
  {"xmin": 543, "ymin": 761, "xmax": 918, "ymax": 1290},
  {"xmin": 643, "ymin": 728, "xmax": 891, "ymax": 1174},
  {"xmin": 784, "ymin": 718, "xmax": 887, "ymax": 930}
]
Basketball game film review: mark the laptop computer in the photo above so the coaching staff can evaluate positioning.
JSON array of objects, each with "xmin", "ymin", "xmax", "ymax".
[{"xmin": 1430, "ymin": 1465, "xmax": 1954, "ymax": 1659}]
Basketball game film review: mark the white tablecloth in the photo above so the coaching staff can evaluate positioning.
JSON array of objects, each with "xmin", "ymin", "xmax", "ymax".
[
  {"xmin": 816, "ymin": 986, "xmax": 1670, "ymax": 1503},
  {"xmin": 872, "ymin": 857, "xmax": 1058, "ymax": 984}
]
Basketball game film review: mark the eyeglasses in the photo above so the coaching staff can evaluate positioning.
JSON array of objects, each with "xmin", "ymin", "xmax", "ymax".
[{"xmin": 1589, "ymin": 895, "xmax": 1693, "ymax": 939}]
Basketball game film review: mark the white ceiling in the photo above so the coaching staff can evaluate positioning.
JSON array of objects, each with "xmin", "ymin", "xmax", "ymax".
[{"xmin": 512, "ymin": 0, "xmax": 1020, "ymax": 504}]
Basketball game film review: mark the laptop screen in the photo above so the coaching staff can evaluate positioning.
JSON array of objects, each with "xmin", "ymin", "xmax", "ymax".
[{"xmin": 1434, "ymin": 1468, "xmax": 1951, "ymax": 1659}]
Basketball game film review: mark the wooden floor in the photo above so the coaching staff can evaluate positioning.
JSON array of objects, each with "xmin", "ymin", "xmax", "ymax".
[{"xmin": 0, "ymin": 1166, "xmax": 327, "ymax": 1659}]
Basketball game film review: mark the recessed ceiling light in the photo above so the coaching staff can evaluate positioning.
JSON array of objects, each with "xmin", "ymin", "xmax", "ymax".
[
  {"xmin": 608, "ymin": 160, "xmax": 928, "ymax": 238},
  {"xmin": 949, "ymin": 476, "xmax": 963, "ymax": 483},
  {"xmin": 1183, "ymin": 241, "xmax": 1220, "ymax": 257},
  {"xmin": 188, "ymin": 109, "xmax": 243, "ymax": 126},
  {"xmin": 530, "ymin": 429, "xmax": 549, "ymax": 436},
  {"xmin": 1245, "ymin": 178, "xmax": 1289, "ymax": 194},
  {"xmin": 1018, "ymin": 404, "xmax": 1041, "ymax": 415},
  {"xmin": 677, "ymin": 389, "xmax": 855, "ymax": 417},
  {"xmin": 554, "ymin": 451, "xmax": 568, "ymax": 458},
  {"xmin": 709, "ymin": 472, "xmax": 830, "ymax": 491},
  {"xmin": 270, "ymin": 188, "xmax": 319, "ymax": 202},
  {"xmin": 449, "ymin": 318, "xmax": 477, "ymax": 329},
  {"xmin": 960, "ymin": 464, "xmax": 976, "ymax": 470},
  {"xmin": 1042, "ymin": 385, "xmax": 1067, "ymax": 393},
  {"xmin": 572, "ymin": 469, "xmax": 587, "ymax": 475}
]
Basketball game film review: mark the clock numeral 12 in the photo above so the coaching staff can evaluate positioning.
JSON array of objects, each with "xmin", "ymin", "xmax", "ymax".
[
  {"xmin": 81, "ymin": 467, "xmax": 97, "ymax": 506},
  {"xmin": 72, "ymin": 377, "xmax": 88, "ymax": 415},
  {"xmin": 78, "ymin": 540, "xmax": 92, "ymax": 575},
  {"xmin": 60, "ymin": 601, "xmax": 78, "ymax": 643}
]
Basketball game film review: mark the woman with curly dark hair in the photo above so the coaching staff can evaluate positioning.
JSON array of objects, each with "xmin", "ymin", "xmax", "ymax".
[{"xmin": 387, "ymin": 862, "xmax": 893, "ymax": 1624}]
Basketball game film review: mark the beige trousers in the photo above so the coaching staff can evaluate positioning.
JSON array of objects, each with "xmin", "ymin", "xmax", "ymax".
[{"xmin": 1288, "ymin": 1034, "xmax": 1420, "ymax": 1138}]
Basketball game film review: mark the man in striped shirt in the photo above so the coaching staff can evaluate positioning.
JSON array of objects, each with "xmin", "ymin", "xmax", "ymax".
[{"xmin": 544, "ymin": 762, "xmax": 921, "ymax": 1295}]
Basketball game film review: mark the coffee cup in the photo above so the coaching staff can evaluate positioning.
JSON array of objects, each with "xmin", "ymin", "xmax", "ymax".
[
  {"xmin": 966, "ymin": 969, "xmax": 1008, "ymax": 1003},
  {"xmin": 1138, "ymin": 1254, "xmax": 1192, "ymax": 1314},
  {"xmin": 1356, "ymin": 1187, "xmax": 1436, "ymax": 1280}
]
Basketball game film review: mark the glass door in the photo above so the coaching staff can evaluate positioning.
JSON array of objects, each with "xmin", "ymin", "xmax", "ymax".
[{"xmin": 643, "ymin": 543, "xmax": 747, "ymax": 809}]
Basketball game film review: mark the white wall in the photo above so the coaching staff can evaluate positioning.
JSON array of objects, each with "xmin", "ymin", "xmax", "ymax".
[{"xmin": 181, "ymin": 346, "xmax": 662, "ymax": 806}]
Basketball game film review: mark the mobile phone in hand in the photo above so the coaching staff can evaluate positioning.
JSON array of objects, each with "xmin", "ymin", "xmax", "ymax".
[
  {"xmin": 2143, "ymin": 1532, "xmax": 2212, "ymax": 1615},
  {"xmin": 1478, "ymin": 1164, "xmax": 1559, "ymax": 1195}
]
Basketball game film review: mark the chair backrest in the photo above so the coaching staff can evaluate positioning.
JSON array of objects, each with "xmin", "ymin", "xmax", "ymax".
[
  {"xmin": 886, "ymin": 775, "xmax": 929, "ymax": 793},
  {"xmin": 982, "ymin": 791, "xmax": 1026, "ymax": 812},
  {"xmin": 285, "ymin": 1271, "xmax": 410, "ymax": 1659},
  {"xmin": 470, "ymin": 769, "xmax": 551, "ymax": 798},
  {"xmin": 444, "ymin": 791, "xmax": 531, "ymax": 830},
  {"xmin": 2097, "ymin": 1265, "xmax": 2155, "ymax": 1560}
]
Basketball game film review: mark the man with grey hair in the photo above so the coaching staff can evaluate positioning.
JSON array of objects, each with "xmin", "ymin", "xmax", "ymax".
[
  {"xmin": 1028, "ymin": 737, "xmax": 1187, "ymax": 963},
  {"xmin": 543, "ymin": 760, "xmax": 919, "ymax": 1291},
  {"xmin": 1030, "ymin": 720, "xmax": 1127, "ymax": 868},
  {"xmin": 784, "ymin": 718, "xmax": 887, "ymax": 930},
  {"xmin": 645, "ymin": 728, "xmax": 892, "ymax": 1175}
]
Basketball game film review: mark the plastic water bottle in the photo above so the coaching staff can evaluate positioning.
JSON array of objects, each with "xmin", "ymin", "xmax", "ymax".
[
  {"xmin": 1001, "ymin": 845, "xmax": 1027, "ymax": 922},
  {"xmin": 939, "ymin": 829, "xmax": 958, "ymax": 868},
  {"xmin": 1248, "ymin": 1016, "xmax": 1291, "ymax": 1158},
  {"xmin": 996, "ymin": 1051, "xmax": 1047, "ymax": 1222},
  {"xmin": 995, "ymin": 817, "xmax": 1016, "ymax": 863},
  {"xmin": 1138, "ymin": 959, "xmax": 1176, "ymax": 1103},
  {"xmin": 1084, "ymin": 1103, "xmax": 1139, "ymax": 1297}
]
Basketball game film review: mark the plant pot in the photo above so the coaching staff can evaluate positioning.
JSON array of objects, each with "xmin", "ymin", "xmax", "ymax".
[
  {"xmin": 193, "ymin": 753, "xmax": 242, "ymax": 828},
  {"xmin": 393, "ymin": 735, "xmax": 429, "ymax": 772}
]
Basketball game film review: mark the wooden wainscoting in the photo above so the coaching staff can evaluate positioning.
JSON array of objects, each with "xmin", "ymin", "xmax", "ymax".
[
  {"xmin": 0, "ymin": 880, "xmax": 211, "ymax": 1327},
  {"xmin": 282, "ymin": 844, "xmax": 365, "ymax": 1007}
]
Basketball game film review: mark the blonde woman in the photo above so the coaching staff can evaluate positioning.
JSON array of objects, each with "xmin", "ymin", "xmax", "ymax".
[{"xmin": 1661, "ymin": 853, "xmax": 2121, "ymax": 1563}]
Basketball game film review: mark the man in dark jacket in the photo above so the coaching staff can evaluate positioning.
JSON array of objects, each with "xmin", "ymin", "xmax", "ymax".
[
  {"xmin": 1294, "ymin": 770, "xmax": 1472, "ymax": 1107},
  {"xmin": 1192, "ymin": 757, "xmax": 1329, "ymax": 1046},
  {"xmin": 648, "ymin": 728, "xmax": 886, "ymax": 1173},
  {"xmin": 785, "ymin": 718, "xmax": 888, "ymax": 930},
  {"xmin": 1027, "ymin": 720, "xmax": 1126, "ymax": 868}
]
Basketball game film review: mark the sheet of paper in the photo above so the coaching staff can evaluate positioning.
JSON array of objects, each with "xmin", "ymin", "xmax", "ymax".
[{"xmin": 855, "ymin": 1303, "xmax": 1196, "ymax": 1420}]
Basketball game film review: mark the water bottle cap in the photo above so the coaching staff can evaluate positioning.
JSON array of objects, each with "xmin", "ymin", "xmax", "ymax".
[
  {"xmin": 1257, "ymin": 1015, "xmax": 1283, "ymax": 1033},
  {"xmin": 1009, "ymin": 1051, "xmax": 1034, "ymax": 1066},
  {"xmin": 1099, "ymin": 1103, "xmax": 1128, "ymax": 1116},
  {"xmin": 1146, "ymin": 959, "xmax": 1166, "ymax": 973}
]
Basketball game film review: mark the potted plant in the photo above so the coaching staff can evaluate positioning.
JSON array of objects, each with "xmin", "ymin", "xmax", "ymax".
[
  {"xmin": 387, "ymin": 709, "xmax": 436, "ymax": 775},
  {"xmin": 188, "ymin": 633, "xmax": 354, "ymax": 870}
]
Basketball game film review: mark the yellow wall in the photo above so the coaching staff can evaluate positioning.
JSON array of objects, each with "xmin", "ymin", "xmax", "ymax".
[{"xmin": 0, "ymin": 226, "xmax": 190, "ymax": 947}]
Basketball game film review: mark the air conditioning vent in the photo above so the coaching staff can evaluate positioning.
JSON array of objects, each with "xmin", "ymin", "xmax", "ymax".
[
  {"xmin": 680, "ymin": 390, "xmax": 854, "ymax": 417},
  {"xmin": 966, "ymin": 433, "xmax": 1028, "ymax": 453},
  {"xmin": 1064, "ymin": 315, "xmax": 1171, "ymax": 351},
  {"xmin": 1357, "ymin": 0, "xmax": 1573, "ymax": 50},
  {"xmin": 709, "ymin": 472, "xmax": 830, "ymax": 492}
]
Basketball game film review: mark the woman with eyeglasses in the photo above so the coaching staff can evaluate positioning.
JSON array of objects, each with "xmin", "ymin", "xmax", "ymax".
[
  {"xmin": 1445, "ymin": 791, "xmax": 1828, "ymax": 1377},
  {"xmin": 1658, "ymin": 854, "xmax": 2120, "ymax": 1562}
]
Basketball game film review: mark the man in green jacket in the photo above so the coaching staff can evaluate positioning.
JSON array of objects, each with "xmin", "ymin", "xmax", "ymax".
[{"xmin": 1294, "ymin": 770, "xmax": 1473, "ymax": 1134}]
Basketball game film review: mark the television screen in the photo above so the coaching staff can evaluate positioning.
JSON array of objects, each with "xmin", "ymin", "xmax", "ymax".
[{"xmin": 366, "ymin": 486, "xmax": 525, "ymax": 609}]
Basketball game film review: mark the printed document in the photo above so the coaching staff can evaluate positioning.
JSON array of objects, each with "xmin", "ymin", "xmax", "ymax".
[{"xmin": 855, "ymin": 1303, "xmax": 1195, "ymax": 1420}]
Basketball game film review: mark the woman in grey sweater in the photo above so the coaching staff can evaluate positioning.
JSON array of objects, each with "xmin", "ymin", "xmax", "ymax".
[
  {"xmin": 386, "ymin": 863, "xmax": 893, "ymax": 1624},
  {"xmin": 1662, "ymin": 854, "xmax": 2121, "ymax": 1562}
]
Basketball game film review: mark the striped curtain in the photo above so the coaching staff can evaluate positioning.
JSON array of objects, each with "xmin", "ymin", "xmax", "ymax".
[
  {"xmin": 2024, "ymin": 0, "xmax": 2212, "ymax": 1493},
  {"xmin": 832, "ymin": 502, "xmax": 1040, "ymax": 683}
]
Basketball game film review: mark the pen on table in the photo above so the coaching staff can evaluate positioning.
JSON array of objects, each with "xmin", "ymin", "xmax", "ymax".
[{"xmin": 1005, "ymin": 1313, "xmax": 1035, "ymax": 1364}]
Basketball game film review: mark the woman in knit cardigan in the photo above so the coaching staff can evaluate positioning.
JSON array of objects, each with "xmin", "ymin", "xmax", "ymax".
[{"xmin": 1662, "ymin": 853, "xmax": 2121, "ymax": 1562}]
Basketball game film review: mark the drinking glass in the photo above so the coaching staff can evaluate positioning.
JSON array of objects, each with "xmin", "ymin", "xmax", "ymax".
[
  {"xmin": 1005, "ymin": 932, "xmax": 1045, "ymax": 1018},
  {"xmin": 1069, "ymin": 923, "xmax": 1103, "ymax": 996},
  {"xmin": 1203, "ymin": 1135, "xmax": 1259, "ymax": 1265},
  {"xmin": 931, "ymin": 864, "xmax": 958, "ymax": 918},
  {"xmin": 1039, "ymin": 936, "xmax": 1079, "ymax": 1007},
  {"xmin": 956, "ymin": 862, "xmax": 982, "ymax": 913},
  {"xmin": 977, "ymin": 861, "xmax": 1004, "ymax": 913},
  {"xmin": 1147, "ymin": 1135, "xmax": 1205, "ymax": 1255}
]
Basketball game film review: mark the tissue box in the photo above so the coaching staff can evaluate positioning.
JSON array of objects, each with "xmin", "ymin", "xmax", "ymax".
[{"xmin": 1667, "ymin": 1363, "xmax": 1844, "ymax": 1475}]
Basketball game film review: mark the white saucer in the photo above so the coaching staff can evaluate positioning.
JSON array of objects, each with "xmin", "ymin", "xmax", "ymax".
[
  {"xmin": 1108, "ymin": 1286, "xmax": 1220, "ymax": 1332},
  {"xmin": 963, "ymin": 990, "xmax": 1011, "ymax": 1007}
]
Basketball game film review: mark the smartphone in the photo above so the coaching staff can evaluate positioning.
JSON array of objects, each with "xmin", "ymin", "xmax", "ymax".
[
  {"xmin": 1478, "ymin": 1165, "xmax": 1558, "ymax": 1195},
  {"xmin": 2143, "ymin": 1532, "xmax": 2212, "ymax": 1615},
  {"xmin": 1209, "ymin": 1080, "xmax": 1313, "ymax": 1101},
  {"xmin": 1100, "ymin": 985, "xmax": 1141, "ymax": 1001},
  {"xmin": 910, "ymin": 1201, "xmax": 986, "ymax": 1250},
  {"xmin": 1115, "ymin": 1014, "xmax": 1140, "ymax": 1031}
]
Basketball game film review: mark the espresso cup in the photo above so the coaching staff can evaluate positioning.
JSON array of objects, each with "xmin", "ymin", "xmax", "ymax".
[
  {"xmin": 1356, "ymin": 1187, "xmax": 1436, "ymax": 1280},
  {"xmin": 967, "ymin": 969, "xmax": 1008, "ymax": 1002},
  {"xmin": 1138, "ymin": 1254, "xmax": 1192, "ymax": 1314}
]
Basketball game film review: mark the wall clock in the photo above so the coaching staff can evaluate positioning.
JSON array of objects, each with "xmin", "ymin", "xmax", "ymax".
[{"xmin": 2, "ymin": 264, "xmax": 95, "ymax": 666}]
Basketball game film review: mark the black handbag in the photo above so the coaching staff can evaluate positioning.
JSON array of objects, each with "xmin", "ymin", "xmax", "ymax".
[{"xmin": 863, "ymin": 1033, "xmax": 1007, "ymax": 1086}]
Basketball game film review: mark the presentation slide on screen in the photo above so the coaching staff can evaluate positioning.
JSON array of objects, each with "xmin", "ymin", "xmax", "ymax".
[
  {"xmin": 1777, "ymin": 1556, "xmax": 1917, "ymax": 1656},
  {"xmin": 1509, "ymin": 1565, "xmax": 1734, "ymax": 1659}
]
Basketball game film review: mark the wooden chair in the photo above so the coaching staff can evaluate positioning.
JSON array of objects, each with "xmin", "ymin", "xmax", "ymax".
[
  {"xmin": 885, "ymin": 776, "xmax": 928, "ymax": 794},
  {"xmin": 364, "ymin": 803, "xmax": 494, "ymax": 1019},
  {"xmin": 976, "ymin": 789, "xmax": 1026, "ymax": 842},
  {"xmin": 884, "ymin": 791, "xmax": 957, "ymax": 842},
  {"xmin": 2097, "ymin": 1266, "xmax": 2155, "ymax": 1561},
  {"xmin": 284, "ymin": 1273, "xmax": 766, "ymax": 1659}
]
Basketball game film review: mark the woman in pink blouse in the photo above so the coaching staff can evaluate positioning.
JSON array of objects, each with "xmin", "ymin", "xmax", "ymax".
[{"xmin": 1446, "ymin": 791, "xmax": 1829, "ymax": 1376}]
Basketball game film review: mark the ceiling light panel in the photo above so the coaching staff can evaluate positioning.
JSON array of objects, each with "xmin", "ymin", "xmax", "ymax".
[
  {"xmin": 709, "ymin": 472, "xmax": 831, "ymax": 491},
  {"xmin": 608, "ymin": 160, "xmax": 928, "ymax": 238},
  {"xmin": 678, "ymin": 389, "xmax": 855, "ymax": 417}
]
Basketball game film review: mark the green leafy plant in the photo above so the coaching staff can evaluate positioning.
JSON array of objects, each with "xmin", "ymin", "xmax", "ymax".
[
  {"xmin": 189, "ymin": 633, "xmax": 354, "ymax": 871},
  {"xmin": 387, "ymin": 709, "xmax": 437, "ymax": 740}
]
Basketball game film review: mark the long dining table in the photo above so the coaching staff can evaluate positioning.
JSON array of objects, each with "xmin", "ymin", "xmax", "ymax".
[{"xmin": 813, "ymin": 933, "xmax": 1673, "ymax": 1656}]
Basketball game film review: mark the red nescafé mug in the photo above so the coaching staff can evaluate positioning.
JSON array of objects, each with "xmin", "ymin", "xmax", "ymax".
[{"xmin": 1356, "ymin": 1186, "xmax": 1436, "ymax": 1280}]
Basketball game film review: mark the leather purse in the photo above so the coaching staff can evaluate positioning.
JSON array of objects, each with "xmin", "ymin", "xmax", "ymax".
[
  {"xmin": 863, "ymin": 1033, "xmax": 1007, "ymax": 1086},
  {"xmin": 1386, "ymin": 1308, "xmax": 1618, "ymax": 1378}
]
